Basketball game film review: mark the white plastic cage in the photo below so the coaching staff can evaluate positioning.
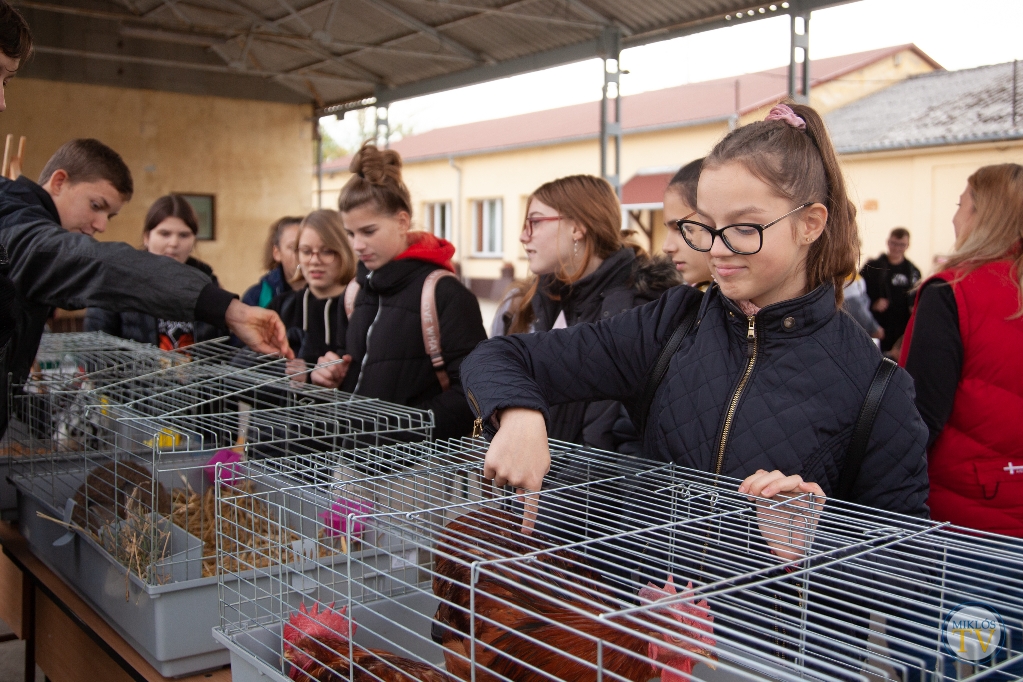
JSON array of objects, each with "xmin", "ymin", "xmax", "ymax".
[{"xmin": 214, "ymin": 439, "xmax": 1022, "ymax": 682}]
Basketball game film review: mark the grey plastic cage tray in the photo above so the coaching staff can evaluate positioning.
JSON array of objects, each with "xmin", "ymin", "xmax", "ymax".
[
  {"xmin": 12, "ymin": 457, "xmax": 353, "ymax": 678},
  {"xmin": 214, "ymin": 591, "xmax": 444, "ymax": 682}
]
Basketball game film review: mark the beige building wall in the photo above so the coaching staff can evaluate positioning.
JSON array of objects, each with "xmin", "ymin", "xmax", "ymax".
[
  {"xmin": 844, "ymin": 139, "xmax": 1023, "ymax": 277},
  {"xmin": 313, "ymin": 46, "xmax": 942, "ymax": 291},
  {"xmin": 3, "ymin": 78, "xmax": 313, "ymax": 295}
]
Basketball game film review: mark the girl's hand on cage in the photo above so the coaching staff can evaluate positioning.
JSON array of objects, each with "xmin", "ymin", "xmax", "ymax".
[
  {"xmin": 739, "ymin": 469, "xmax": 825, "ymax": 562},
  {"xmin": 286, "ymin": 358, "xmax": 309, "ymax": 383},
  {"xmin": 484, "ymin": 408, "xmax": 550, "ymax": 534},
  {"xmin": 309, "ymin": 352, "xmax": 352, "ymax": 388}
]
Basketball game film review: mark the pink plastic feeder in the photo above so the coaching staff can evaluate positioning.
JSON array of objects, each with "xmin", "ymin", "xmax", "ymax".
[
  {"xmin": 204, "ymin": 449, "xmax": 242, "ymax": 486},
  {"xmin": 319, "ymin": 499, "xmax": 373, "ymax": 538}
]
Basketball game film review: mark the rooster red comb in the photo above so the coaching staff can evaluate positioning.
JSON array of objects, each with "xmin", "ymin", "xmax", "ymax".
[
  {"xmin": 638, "ymin": 576, "xmax": 717, "ymax": 680},
  {"xmin": 284, "ymin": 602, "xmax": 356, "ymax": 645}
]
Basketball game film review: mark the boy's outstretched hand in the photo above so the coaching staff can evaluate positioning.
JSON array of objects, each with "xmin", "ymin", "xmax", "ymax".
[{"xmin": 224, "ymin": 300, "xmax": 293, "ymax": 358}]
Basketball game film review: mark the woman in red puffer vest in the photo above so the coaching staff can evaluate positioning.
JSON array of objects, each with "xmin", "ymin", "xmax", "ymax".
[{"xmin": 901, "ymin": 163, "xmax": 1023, "ymax": 537}]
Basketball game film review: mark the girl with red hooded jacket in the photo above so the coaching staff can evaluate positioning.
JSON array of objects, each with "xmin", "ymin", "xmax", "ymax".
[{"xmin": 310, "ymin": 142, "xmax": 488, "ymax": 441}]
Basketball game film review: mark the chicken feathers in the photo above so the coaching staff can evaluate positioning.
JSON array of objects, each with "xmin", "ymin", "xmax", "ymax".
[
  {"xmin": 284, "ymin": 602, "xmax": 455, "ymax": 682},
  {"xmin": 432, "ymin": 508, "xmax": 716, "ymax": 682}
]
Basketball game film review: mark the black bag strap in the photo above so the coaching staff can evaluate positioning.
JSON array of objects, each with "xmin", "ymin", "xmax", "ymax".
[
  {"xmin": 633, "ymin": 297, "xmax": 701, "ymax": 434},
  {"xmin": 835, "ymin": 356, "xmax": 899, "ymax": 501}
]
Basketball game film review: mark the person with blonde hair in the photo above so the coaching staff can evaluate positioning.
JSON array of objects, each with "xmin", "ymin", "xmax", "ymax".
[
  {"xmin": 308, "ymin": 142, "xmax": 487, "ymax": 440},
  {"xmin": 268, "ymin": 209, "xmax": 356, "ymax": 373},
  {"xmin": 901, "ymin": 163, "xmax": 1023, "ymax": 537},
  {"xmin": 899, "ymin": 163, "xmax": 1023, "ymax": 680}
]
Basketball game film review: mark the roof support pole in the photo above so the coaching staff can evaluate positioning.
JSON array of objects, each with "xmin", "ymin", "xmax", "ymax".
[
  {"xmin": 600, "ymin": 27, "xmax": 622, "ymax": 197},
  {"xmin": 788, "ymin": 7, "xmax": 810, "ymax": 104},
  {"xmin": 315, "ymin": 118, "xmax": 324, "ymax": 209},
  {"xmin": 375, "ymin": 105, "xmax": 391, "ymax": 148}
]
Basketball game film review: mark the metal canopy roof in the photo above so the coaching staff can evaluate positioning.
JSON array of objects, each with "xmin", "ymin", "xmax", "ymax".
[{"xmin": 15, "ymin": 0, "xmax": 852, "ymax": 111}]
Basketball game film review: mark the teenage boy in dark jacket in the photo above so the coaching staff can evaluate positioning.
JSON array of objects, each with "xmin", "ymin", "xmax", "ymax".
[{"xmin": 0, "ymin": 139, "xmax": 291, "ymax": 436}]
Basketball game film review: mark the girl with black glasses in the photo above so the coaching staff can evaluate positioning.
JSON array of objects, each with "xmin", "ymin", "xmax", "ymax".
[
  {"xmin": 463, "ymin": 102, "xmax": 929, "ymax": 527},
  {"xmin": 267, "ymin": 209, "xmax": 356, "ymax": 378}
]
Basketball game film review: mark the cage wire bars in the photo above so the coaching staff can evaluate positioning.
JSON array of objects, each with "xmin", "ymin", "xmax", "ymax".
[
  {"xmin": 214, "ymin": 439, "xmax": 1021, "ymax": 682},
  {"xmin": 5, "ymin": 333, "xmax": 437, "ymax": 675}
]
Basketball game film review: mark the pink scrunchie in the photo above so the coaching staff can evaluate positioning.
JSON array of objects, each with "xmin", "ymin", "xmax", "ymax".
[{"xmin": 765, "ymin": 104, "xmax": 806, "ymax": 130}]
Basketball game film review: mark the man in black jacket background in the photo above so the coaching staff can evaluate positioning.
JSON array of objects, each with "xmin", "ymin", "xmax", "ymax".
[{"xmin": 860, "ymin": 227, "xmax": 922, "ymax": 353}]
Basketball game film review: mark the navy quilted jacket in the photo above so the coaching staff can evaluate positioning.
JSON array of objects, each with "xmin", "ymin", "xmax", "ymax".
[{"xmin": 462, "ymin": 283, "xmax": 930, "ymax": 515}]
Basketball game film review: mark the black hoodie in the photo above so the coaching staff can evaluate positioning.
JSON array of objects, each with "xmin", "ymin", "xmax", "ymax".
[
  {"xmin": 337, "ymin": 254, "xmax": 487, "ymax": 442},
  {"xmin": 267, "ymin": 286, "xmax": 342, "ymax": 364}
]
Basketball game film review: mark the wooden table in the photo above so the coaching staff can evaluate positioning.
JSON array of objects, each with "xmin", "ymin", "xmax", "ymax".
[{"xmin": 0, "ymin": 521, "xmax": 231, "ymax": 682}]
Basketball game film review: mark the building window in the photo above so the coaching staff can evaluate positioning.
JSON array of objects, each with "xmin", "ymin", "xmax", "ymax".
[
  {"xmin": 424, "ymin": 201, "xmax": 452, "ymax": 242},
  {"xmin": 472, "ymin": 198, "xmax": 502, "ymax": 256},
  {"xmin": 176, "ymin": 193, "xmax": 216, "ymax": 240}
]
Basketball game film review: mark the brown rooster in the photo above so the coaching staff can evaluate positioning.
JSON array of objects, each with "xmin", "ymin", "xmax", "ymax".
[
  {"xmin": 284, "ymin": 602, "xmax": 456, "ymax": 682},
  {"xmin": 432, "ymin": 508, "xmax": 715, "ymax": 682}
]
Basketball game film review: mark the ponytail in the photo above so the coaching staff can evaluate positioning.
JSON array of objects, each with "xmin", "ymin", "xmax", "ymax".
[{"xmin": 704, "ymin": 101, "xmax": 858, "ymax": 305}]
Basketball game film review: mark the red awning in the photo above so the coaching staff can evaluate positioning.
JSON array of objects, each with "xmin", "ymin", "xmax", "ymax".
[{"xmin": 621, "ymin": 172, "xmax": 673, "ymax": 206}]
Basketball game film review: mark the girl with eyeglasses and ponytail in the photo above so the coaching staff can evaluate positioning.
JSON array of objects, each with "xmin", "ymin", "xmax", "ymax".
[{"xmin": 464, "ymin": 102, "xmax": 929, "ymax": 524}]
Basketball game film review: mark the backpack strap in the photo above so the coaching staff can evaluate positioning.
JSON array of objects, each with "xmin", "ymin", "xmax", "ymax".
[
  {"xmin": 835, "ymin": 357, "xmax": 899, "ymax": 502},
  {"xmin": 632, "ymin": 295, "xmax": 702, "ymax": 434},
  {"xmin": 343, "ymin": 280, "xmax": 360, "ymax": 319},
  {"xmin": 421, "ymin": 269, "xmax": 458, "ymax": 392}
]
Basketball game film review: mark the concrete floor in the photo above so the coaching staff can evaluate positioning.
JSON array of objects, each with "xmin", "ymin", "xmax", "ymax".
[{"xmin": 0, "ymin": 622, "xmax": 44, "ymax": 682}]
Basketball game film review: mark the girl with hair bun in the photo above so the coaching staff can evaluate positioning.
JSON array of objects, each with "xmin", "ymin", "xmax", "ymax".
[
  {"xmin": 494, "ymin": 173, "xmax": 680, "ymax": 449},
  {"xmin": 309, "ymin": 142, "xmax": 487, "ymax": 440},
  {"xmin": 464, "ymin": 101, "xmax": 929, "ymax": 535},
  {"xmin": 267, "ymin": 209, "xmax": 356, "ymax": 375}
]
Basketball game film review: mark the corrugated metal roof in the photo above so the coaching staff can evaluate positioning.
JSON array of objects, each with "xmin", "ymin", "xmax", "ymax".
[
  {"xmin": 320, "ymin": 44, "xmax": 924, "ymax": 168},
  {"xmin": 827, "ymin": 61, "xmax": 1023, "ymax": 153},
  {"xmin": 14, "ymin": 0, "xmax": 855, "ymax": 106}
]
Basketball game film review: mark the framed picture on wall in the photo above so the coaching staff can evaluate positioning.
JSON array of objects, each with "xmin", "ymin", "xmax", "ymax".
[{"xmin": 177, "ymin": 193, "xmax": 216, "ymax": 240}]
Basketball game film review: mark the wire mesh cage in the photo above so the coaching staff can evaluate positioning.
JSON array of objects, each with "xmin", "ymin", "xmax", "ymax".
[
  {"xmin": 6, "ymin": 338, "xmax": 435, "ymax": 676},
  {"xmin": 213, "ymin": 440, "xmax": 1022, "ymax": 682}
]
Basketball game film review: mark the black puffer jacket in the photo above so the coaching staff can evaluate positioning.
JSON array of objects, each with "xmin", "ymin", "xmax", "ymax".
[
  {"xmin": 84, "ymin": 257, "xmax": 228, "ymax": 346},
  {"xmin": 463, "ymin": 283, "xmax": 929, "ymax": 515},
  {"xmin": 338, "ymin": 258, "xmax": 488, "ymax": 441},
  {"xmin": 267, "ymin": 286, "xmax": 342, "ymax": 364},
  {"xmin": 506, "ymin": 247, "xmax": 680, "ymax": 449}
]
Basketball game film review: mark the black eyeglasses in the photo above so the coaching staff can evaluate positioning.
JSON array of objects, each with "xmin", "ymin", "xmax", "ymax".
[
  {"xmin": 674, "ymin": 203, "xmax": 813, "ymax": 255},
  {"xmin": 522, "ymin": 215, "xmax": 563, "ymax": 238},
  {"xmin": 298, "ymin": 246, "xmax": 338, "ymax": 263}
]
